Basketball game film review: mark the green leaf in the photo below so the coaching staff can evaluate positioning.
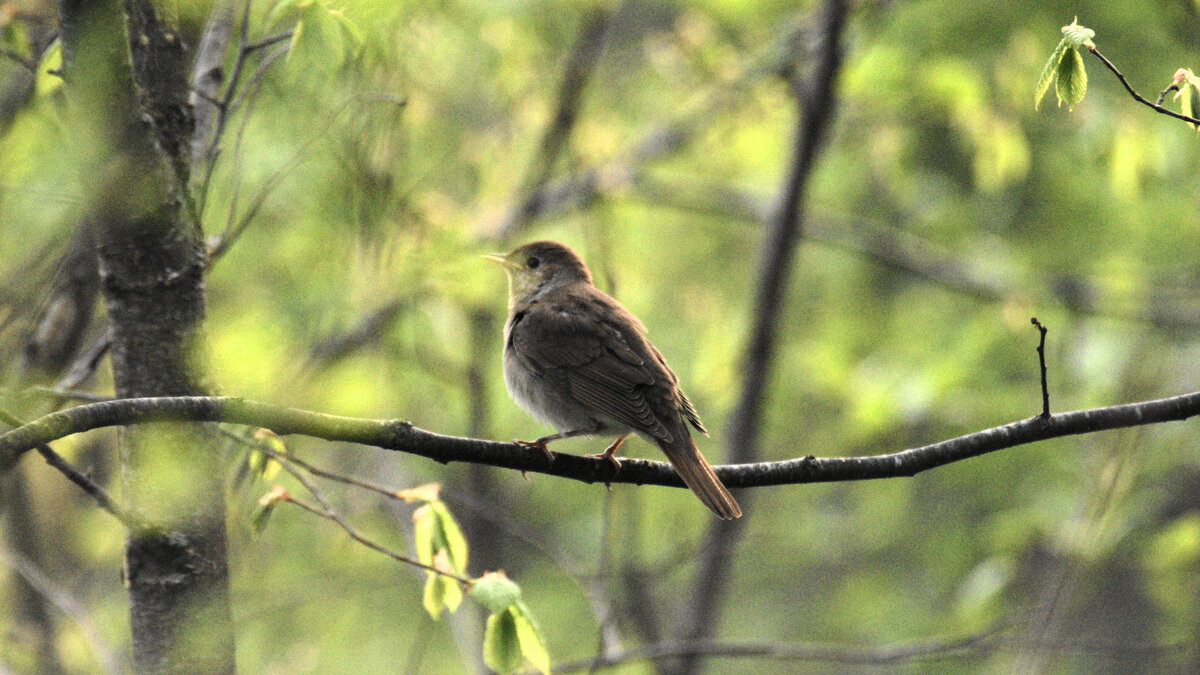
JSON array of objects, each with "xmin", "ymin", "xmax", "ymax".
[
  {"xmin": 1054, "ymin": 45, "xmax": 1087, "ymax": 110},
  {"xmin": 248, "ymin": 499, "xmax": 276, "ymax": 534},
  {"xmin": 1172, "ymin": 70, "xmax": 1200, "ymax": 130},
  {"xmin": 430, "ymin": 501, "xmax": 468, "ymax": 574},
  {"xmin": 287, "ymin": 1, "xmax": 350, "ymax": 78},
  {"xmin": 412, "ymin": 503, "xmax": 436, "ymax": 565},
  {"xmin": 1034, "ymin": 39, "xmax": 1067, "ymax": 110},
  {"xmin": 512, "ymin": 601, "xmax": 551, "ymax": 675},
  {"xmin": 266, "ymin": 0, "xmax": 307, "ymax": 27},
  {"xmin": 330, "ymin": 8, "xmax": 363, "ymax": 49},
  {"xmin": 34, "ymin": 40, "xmax": 63, "ymax": 98},
  {"xmin": 421, "ymin": 572, "xmax": 445, "ymax": 619},
  {"xmin": 248, "ymin": 486, "xmax": 288, "ymax": 534},
  {"xmin": 1182, "ymin": 69, "xmax": 1200, "ymax": 91},
  {"xmin": 441, "ymin": 573, "xmax": 464, "ymax": 613},
  {"xmin": 1060, "ymin": 18, "xmax": 1095, "ymax": 49},
  {"xmin": 1180, "ymin": 83, "xmax": 1197, "ymax": 129},
  {"xmin": 422, "ymin": 571, "xmax": 462, "ymax": 619},
  {"xmin": 483, "ymin": 608, "xmax": 522, "ymax": 674},
  {"xmin": 469, "ymin": 571, "xmax": 522, "ymax": 613},
  {"xmin": 250, "ymin": 429, "xmax": 287, "ymax": 481}
]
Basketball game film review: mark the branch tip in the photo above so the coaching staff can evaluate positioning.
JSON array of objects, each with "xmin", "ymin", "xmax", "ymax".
[{"xmin": 1031, "ymin": 318, "xmax": 1050, "ymax": 418}]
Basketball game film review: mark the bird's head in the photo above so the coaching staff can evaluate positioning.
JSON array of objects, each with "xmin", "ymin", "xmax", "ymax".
[{"xmin": 484, "ymin": 241, "xmax": 593, "ymax": 304}]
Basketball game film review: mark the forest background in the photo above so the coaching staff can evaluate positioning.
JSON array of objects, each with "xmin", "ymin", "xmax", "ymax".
[{"xmin": 1, "ymin": 0, "xmax": 1199, "ymax": 673}]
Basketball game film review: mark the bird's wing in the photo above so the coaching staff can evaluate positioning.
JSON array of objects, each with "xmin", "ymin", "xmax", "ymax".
[{"xmin": 509, "ymin": 292, "xmax": 681, "ymax": 443}]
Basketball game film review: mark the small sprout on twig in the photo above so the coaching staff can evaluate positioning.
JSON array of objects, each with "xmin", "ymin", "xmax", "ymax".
[
  {"xmin": 1031, "ymin": 318, "xmax": 1051, "ymax": 418},
  {"xmin": 1035, "ymin": 18, "xmax": 1094, "ymax": 111},
  {"xmin": 1170, "ymin": 69, "xmax": 1200, "ymax": 130}
]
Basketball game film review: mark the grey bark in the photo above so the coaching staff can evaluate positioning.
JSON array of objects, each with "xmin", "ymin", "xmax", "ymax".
[{"xmin": 55, "ymin": 0, "xmax": 236, "ymax": 672}]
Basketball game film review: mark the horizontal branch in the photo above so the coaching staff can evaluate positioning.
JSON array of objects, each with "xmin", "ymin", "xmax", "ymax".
[
  {"xmin": 4, "ymin": 394, "xmax": 1200, "ymax": 490},
  {"xmin": 552, "ymin": 632, "xmax": 1182, "ymax": 672},
  {"xmin": 554, "ymin": 632, "xmax": 999, "ymax": 671}
]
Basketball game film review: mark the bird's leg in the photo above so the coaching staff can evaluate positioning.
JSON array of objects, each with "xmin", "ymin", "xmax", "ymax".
[
  {"xmin": 585, "ymin": 434, "xmax": 626, "ymax": 468},
  {"xmin": 585, "ymin": 434, "xmax": 627, "ymax": 489},
  {"xmin": 514, "ymin": 426, "xmax": 601, "ymax": 467},
  {"xmin": 513, "ymin": 436, "xmax": 557, "ymax": 466}
]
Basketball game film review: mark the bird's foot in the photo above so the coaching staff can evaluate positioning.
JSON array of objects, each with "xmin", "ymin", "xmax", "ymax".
[
  {"xmin": 585, "ymin": 436, "xmax": 625, "ymax": 489},
  {"xmin": 514, "ymin": 438, "xmax": 556, "ymax": 468},
  {"xmin": 584, "ymin": 450, "xmax": 623, "ymax": 470}
]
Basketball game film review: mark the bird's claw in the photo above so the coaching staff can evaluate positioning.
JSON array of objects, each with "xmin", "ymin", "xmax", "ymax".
[
  {"xmin": 585, "ymin": 451, "xmax": 622, "ymax": 470},
  {"xmin": 514, "ymin": 439, "xmax": 555, "ymax": 468},
  {"xmin": 585, "ymin": 451, "xmax": 621, "ymax": 490}
]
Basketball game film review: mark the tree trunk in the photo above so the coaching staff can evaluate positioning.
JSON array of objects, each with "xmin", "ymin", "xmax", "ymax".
[{"xmin": 57, "ymin": 1, "xmax": 236, "ymax": 671}]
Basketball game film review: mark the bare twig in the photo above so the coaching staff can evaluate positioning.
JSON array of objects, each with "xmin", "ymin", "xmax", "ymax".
[
  {"xmin": 208, "ymin": 93, "xmax": 403, "ymax": 262},
  {"xmin": 501, "ymin": 7, "xmax": 612, "ymax": 239},
  {"xmin": 189, "ymin": 0, "xmax": 236, "ymax": 181},
  {"xmin": 194, "ymin": 0, "xmax": 295, "ymax": 208},
  {"xmin": 277, "ymin": 492, "xmax": 465, "ymax": 580},
  {"xmin": 1086, "ymin": 46, "xmax": 1200, "ymax": 126},
  {"xmin": 237, "ymin": 431, "xmax": 468, "ymax": 582},
  {"xmin": 243, "ymin": 31, "xmax": 295, "ymax": 53},
  {"xmin": 307, "ymin": 298, "xmax": 407, "ymax": 366},
  {"xmin": 0, "ymin": 408, "xmax": 141, "ymax": 530},
  {"xmin": 491, "ymin": 8, "xmax": 820, "ymax": 237},
  {"xmin": 627, "ymin": 174, "xmax": 1200, "ymax": 330},
  {"xmin": 1154, "ymin": 83, "xmax": 1180, "ymax": 107},
  {"xmin": 53, "ymin": 327, "xmax": 112, "ymax": 392},
  {"xmin": 0, "ymin": 547, "xmax": 122, "ymax": 675},
  {"xmin": 0, "ymin": 47, "xmax": 36, "ymax": 72},
  {"xmin": 25, "ymin": 387, "xmax": 114, "ymax": 403},
  {"xmin": 1031, "ymin": 317, "xmax": 1050, "ymax": 418},
  {"xmin": 265, "ymin": 456, "xmax": 470, "ymax": 583},
  {"xmin": 223, "ymin": 426, "xmax": 403, "ymax": 499}
]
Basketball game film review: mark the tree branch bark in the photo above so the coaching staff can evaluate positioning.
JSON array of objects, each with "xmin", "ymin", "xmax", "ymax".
[{"xmin": 5, "ymin": 391, "xmax": 1200, "ymax": 491}]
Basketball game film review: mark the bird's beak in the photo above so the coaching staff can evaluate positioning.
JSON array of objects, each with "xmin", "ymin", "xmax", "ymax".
[{"xmin": 482, "ymin": 252, "xmax": 512, "ymax": 268}]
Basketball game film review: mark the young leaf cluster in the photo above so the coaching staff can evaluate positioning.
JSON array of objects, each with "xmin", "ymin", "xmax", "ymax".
[
  {"xmin": 405, "ymin": 486, "xmax": 550, "ymax": 674},
  {"xmin": 1035, "ymin": 18, "xmax": 1094, "ymax": 111}
]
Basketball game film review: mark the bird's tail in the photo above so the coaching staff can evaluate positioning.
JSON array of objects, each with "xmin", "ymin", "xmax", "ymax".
[{"xmin": 659, "ymin": 435, "xmax": 742, "ymax": 520}]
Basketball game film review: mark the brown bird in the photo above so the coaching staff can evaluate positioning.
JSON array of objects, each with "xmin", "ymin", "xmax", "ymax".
[{"xmin": 485, "ymin": 241, "xmax": 742, "ymax": 520}]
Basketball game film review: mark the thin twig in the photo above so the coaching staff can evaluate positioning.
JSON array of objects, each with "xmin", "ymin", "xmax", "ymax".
[
  {"xmin": 53, "ymin": 327, "xmax": 111, "ymax": 392},
  {"xmin": 0, "ymin": 408, "xmax": 141, "ymax": 530},
  {"xmin": 189, "ymin": 0, "xmax": 236, "ymax": 187},
  {"xmin": 0, "ymin": 547, "xmax": 123, "ymax": 675},
  {"xmin": 0, "ymin": 48, "xmax": 36, "ymax": 72},
  {"xmin": 208, "ymin": 93, "xmax": 404, "ymax": 262},
  {"xmin": 223, "ymin": 425, "xmax": 403, "ymax": 499},
  {"xmin": 502, "ymin": 8, "xmax": 612, "ymax": 239},
  {"xmin": 626, "ymin": 175, "xmax": 1200, "ymax": 330},
  {"xmin": 1031, "ymin": 317, "xmax": 1050, "ymax": 418},
  {"xmin": 26, "ymin": 387, "xmax": 114, "ymax": 403},
  {"xmin": 243, "ymin": 30, "xmax": 295, "ymax": 53},
  {"xmin": 258, "ymin": 442, "xmax": 471, "ymax": 583},
  {"xmin": 277, "ymin": 493, "xmax": 466, "ymax": 582},
  {"xmin": 491, "ymin": 8, "xmax": 821, "ymax": 238},
  {"xmin": 1086, "ymin": 46, "xmax": 1200, "ymax": 126},
  {"xmin": 1154, "ymin": 83, "xmax": 1180, "ymax": 107}
]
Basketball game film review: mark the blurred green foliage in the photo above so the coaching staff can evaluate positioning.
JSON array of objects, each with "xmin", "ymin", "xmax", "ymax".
[{"xmin": 2, "ymin": 0, "xmax": 1200, "ymax": 672}]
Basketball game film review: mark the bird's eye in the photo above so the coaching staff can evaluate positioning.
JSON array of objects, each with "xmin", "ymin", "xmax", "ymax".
[{"xmin": 527, "ymin": 257, "xmax": 540, "ymax": 269}]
